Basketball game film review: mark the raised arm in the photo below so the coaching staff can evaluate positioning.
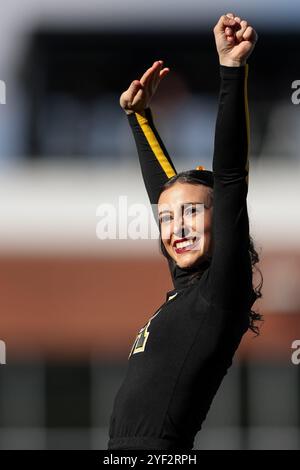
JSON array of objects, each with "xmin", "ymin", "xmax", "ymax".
[
  {"xmin": 120, "ymin": 61, "xmax": 177, "ymax": 223},
  {"xmin": 205, "ymin": 14, "xmax": 258, "ymax": 310}
]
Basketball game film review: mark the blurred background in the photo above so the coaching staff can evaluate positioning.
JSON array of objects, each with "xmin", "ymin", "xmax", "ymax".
[{"xmin": 0, "ymin": 0, "xmax": 300, "ymax": 450}]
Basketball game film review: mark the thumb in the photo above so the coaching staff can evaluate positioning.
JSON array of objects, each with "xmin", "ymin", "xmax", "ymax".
[
  {"xmin": 128, "ymin": 80, "xmax": 143, "ymax": 98},
  {"xmin": 121, "ymin": 80, "xmax": 143, "ymax": 109}
]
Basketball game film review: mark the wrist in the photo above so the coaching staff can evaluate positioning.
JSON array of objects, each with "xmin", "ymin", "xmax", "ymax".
[
  {"xmin": 219, "ymin": 58, "xmax": 246, "ymax": 67},
  {"xmin": 125, "ymin": 107, "xmax": 149, "ymax": 116}
]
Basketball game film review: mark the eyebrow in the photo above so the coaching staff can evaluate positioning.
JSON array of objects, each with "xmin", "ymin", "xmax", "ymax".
[{"xmin": 158, "ymin": 202, "xmax": 204, "ymax": 216}]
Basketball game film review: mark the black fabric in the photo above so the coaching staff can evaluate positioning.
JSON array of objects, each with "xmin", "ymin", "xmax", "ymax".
[
  {"xmin": 126, "ymin": 106, "xmax": 177, "ymax": 208},
  {"xmin": 168, "ymin": 257, "xmax": 212, "ymax": 292},
  {"xmin": 108, "ymin": 65, "xmax": 256, "ymax": 450}
]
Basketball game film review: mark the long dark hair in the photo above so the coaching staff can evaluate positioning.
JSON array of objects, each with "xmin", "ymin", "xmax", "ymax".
[{"xmin": 157, "ymin": 170, "xmax": 263, "ymax": 336}]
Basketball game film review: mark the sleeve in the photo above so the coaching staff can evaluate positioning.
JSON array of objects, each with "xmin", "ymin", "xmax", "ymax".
[
  {"xmin": 126, "ymin": 107, "xmax": 177, "ymax": 224},
  {"xmin": 205, "ymin": 64, "xmax": 254, "ymax": 310}
]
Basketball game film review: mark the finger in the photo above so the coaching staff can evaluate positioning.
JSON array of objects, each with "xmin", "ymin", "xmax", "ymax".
[
  {"xmin": 214, "ymin": 14, "xmax": 237, "ymax": 33},
  {"xmin": 225, "ymin": 12, "xmax": 235, "ymax": 19},
  {"xmin": 149, "ymin": 60, "xmax": 162, "ymax": 82},
  {"xmin": 126, "ymin": 80, "xmax": 142, "ymax": 102},
  {"xmin": 234, "ymin": 16, "xmax": 241, "ymax": 23},
  {"xmin": 240, "ymin": 19, "xmax": 248, "ymax": 31},
  {"xmin": 150, "ymin": 63, "xmax": 170, "ymax": 94},
  {"xmin": 236, "ymin": 20, "xmax": 248, "ymax": 41},
  {"xmin": 223, "ymin": 16, "xmax": 238, "ymax": 27},
  {"xmin": 149, "ymin": 61, "xmax": 163, "ymax": 88},
  {"xmin": 159, "ymin": 67, "xmax": 169, "ymax": 75},
  {"xmin": 139, "ymin": 67, "xmax": 153, "ymax": 86},
  {"xmin": 157, "ymin": 61, "xmax": 170, "ymax": 78},
  {"xmin": 225, "ymin": 26, "xmax": 234, "ymax": 36},
  {"xmin": 226, "ymin": 35, "xmax": 235, "ymax": 44},
  {"xmin": 139, "ymin": 62, "xmax": 158, "ymax": 85},
  {"xmin": 158, "ymin": 67, "xmax": 170, "ymax": 80},
  {"xmin": 243, "ymin": 26, "xmax": 257, "ymax": 43},
  {"xmin": 154, "ymin": 61, "xmax": 167, "ymax": 78}
]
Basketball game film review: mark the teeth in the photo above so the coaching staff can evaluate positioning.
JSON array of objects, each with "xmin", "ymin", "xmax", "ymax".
[{"xmin": 175, "ymin": 238, "xmax": 195, "ymax": 249}]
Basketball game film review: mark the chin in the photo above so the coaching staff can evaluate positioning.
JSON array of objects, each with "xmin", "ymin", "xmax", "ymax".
[{"xmin": 175, "ymin": 253, "xmax": 203, "ymax": 269}]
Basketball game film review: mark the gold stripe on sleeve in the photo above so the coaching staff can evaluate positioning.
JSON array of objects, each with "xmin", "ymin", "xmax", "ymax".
[{"xmin": 135, "ymin": 111, "xmax": 176, "ymax": 179}]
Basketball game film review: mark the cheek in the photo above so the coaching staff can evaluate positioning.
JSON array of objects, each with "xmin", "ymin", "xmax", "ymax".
[
  {"xmin": 204, "ymin": 210, "xmax": 213, "ymax": 232},
  {"xmin": 193, "ymin": 212, "xmax": 212, "ymax": 239},
  {"xmin": 204, "ymin": 219, "xmax": 212, "ymax": 234},
  {"xmin": 191, "ymin": 214, "xmax": 205, "ymax": 234},
  {"xmin": 204, "ymin": 219, "xmax": 213, "ymax": 249},
  {"xmin": 160, "ymin": 224, "xmax": 172, "ymax": 242}
]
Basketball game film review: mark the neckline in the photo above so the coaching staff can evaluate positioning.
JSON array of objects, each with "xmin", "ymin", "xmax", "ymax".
[{"xmin": 166, "ymin": 257, "xmax": 211, "ymax": 300}]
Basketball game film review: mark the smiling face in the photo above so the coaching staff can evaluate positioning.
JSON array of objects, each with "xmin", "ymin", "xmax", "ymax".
[{"xmin": 158, "ymin": 182, "xmax": 213, "ymax": 269}]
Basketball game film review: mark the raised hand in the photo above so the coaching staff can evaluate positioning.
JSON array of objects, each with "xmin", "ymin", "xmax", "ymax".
[
  {"xmin": 120, "ymin": 60, "xmax": 170, "ymax": 115},
  {"xmin": 214, "ymin": 13, "xmax": 258, "ymax": 67}
]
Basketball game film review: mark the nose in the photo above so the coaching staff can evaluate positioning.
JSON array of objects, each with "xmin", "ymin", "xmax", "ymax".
[{"xmin": 173, "ymin": 211, "xmax": 189, "ymax": 238}]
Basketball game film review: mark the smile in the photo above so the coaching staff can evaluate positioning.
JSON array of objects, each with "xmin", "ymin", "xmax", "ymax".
[{"xmin": 173, "ymin": 236, "xmax": 200, "ymax": 254}]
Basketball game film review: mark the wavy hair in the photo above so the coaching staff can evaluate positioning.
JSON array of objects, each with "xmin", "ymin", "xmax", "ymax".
[{"xmin": 157, "ymin": 171, "xmax": 263, "ymax": 335}]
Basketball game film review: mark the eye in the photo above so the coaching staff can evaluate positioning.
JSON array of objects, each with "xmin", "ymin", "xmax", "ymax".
[
  {"xmin": 160, "ymin": 214, "xmax": 173, "ymax": 223},
  {"xmin": 184, "ymin": 204, "xmax": 204, "ymax": 216},
  {"xmin": 185, "ymin": 206, "xmax": 196, "ymax": 215}
]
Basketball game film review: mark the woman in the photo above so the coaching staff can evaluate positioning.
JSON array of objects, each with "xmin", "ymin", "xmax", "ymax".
[{"xmin": 107, "ymin": 13, "xmax": 262, "ymax": 450}]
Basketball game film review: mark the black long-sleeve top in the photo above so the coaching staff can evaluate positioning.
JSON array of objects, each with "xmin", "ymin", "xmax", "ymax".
[{"xmin": 107, "ymin": 65, "xmax": 256, "ymax": 450}]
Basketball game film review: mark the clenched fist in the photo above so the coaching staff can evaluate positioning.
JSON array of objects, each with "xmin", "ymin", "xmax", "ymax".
[{"xmin": 214, "ymin": 13, "xmax": 258, "ymax": 67}]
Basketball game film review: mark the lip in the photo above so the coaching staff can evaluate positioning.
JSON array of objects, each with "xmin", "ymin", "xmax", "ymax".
[
  {"xmin": 173, "ymin": 236, "xmax": 200, "ymax": 254},
  {"xmin": 173, "ymin": 237, "xmax": 190, "ymax": 248}
]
